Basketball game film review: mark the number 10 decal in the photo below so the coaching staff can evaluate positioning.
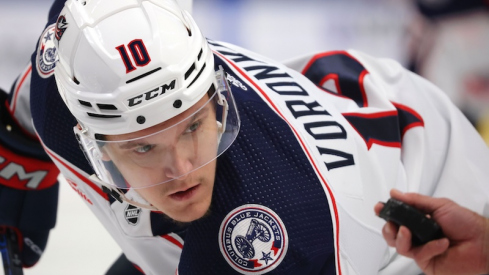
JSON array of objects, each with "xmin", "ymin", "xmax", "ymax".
[{"xmin": 116, "ymin": 39, "xmax": 151, "ymax": 73}]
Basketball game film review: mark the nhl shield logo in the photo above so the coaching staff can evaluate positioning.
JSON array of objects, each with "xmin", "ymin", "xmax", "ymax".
[
  {"xmin": 124, "ymin": 204, "xmax": 141, "ymax": 226},
  {"xmin": 36, "ymin": 24, "xmax": 58, "ymax": 78},
  {"xmin": 219, "ymin": 204, "xmax": 288, "ymax": 274}
]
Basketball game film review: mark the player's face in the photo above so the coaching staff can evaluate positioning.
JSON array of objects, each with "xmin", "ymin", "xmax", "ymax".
[{"xmin": 103, "ymin": 94, "xmax": 218, "ymax": 222}]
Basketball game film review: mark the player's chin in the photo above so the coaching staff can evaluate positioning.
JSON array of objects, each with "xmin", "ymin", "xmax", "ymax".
[
  {"xmin": 169, "ymin": 203, "xmax": 211, "ymax": 223},
  {"xmin": 163, "ymin": 196, "xmax": 213, "ymax": 223}
]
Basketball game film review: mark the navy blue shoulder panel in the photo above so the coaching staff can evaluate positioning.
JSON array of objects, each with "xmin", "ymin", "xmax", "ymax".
[
  {"xmin": 30, "ymin": 0, "xmax": 94, "ymax": 174},
  {"xmin": 47, "ymin": 0, "xmax": 66, "ymax": 23},
  {"xmin": 31, "ymin": 71, "xmax": 94, "ymax": 174},
  {"xmin": 177, "ymin": 56, "xmax": 336, "ymax": 274}
]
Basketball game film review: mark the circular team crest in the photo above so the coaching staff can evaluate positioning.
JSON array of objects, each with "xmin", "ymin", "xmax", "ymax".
[
  {"xmin": 219, "ymin": 204, "xmax": 288, "ymax": 274},
  {"xmin": 36, "ymin": 24, "xmax": 58, "ymax": 78}
]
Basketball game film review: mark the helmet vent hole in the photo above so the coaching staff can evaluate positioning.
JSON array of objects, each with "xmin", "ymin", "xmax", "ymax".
[
  {"xmin": 197, "ymin": 48, "xmax": 203, "ymax": 61},
  {"xmin": 186, "ymin": 27, "xmax": 192, "ymax": 37},
  {"xmin": 87, "ymin": 113, "xmax": 121, "ymax": 118},
  {"xmin": 136, "ymin": 116, "xmax": 146, "ymax": 124},
  {"xmin": 184, "ymin": 63, "xmax": 195, "ymax": 80},
  {"xmin": 187, "ymin": 63, "xmax": 206, "ymax": 88},
  {"xmin": 173, "ymin": 100, "xmax": 182, "ymax": 109},
  {"xmin": 79, "ymin": 100, "xmax": 92, "ymax": 107},
  {"xmin": 97, "ymin": 104, "xmax": 118, "ymax": 110},
  {"xmin": 73, "ymin": 76, "xmax": 80, "ymax": 85}
]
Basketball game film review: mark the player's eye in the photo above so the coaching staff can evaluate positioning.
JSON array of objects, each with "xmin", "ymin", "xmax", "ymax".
[
  {"xmin": 134, "ymin": 144, "xmax": 154, "ymax": 154},
  {"xmin": 185, "ymin": 120, "xmax": 201, "ymax": 134}
]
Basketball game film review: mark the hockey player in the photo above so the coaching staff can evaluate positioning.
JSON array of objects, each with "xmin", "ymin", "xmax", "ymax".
[{"xmin": 1, "ymin": 0, "xmax": 488, "ymax": 274}]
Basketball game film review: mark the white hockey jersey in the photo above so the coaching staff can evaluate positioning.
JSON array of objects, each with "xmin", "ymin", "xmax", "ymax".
[{"xmin": 4, "ymin": 3, "xmax": 489, "ymax": 274}]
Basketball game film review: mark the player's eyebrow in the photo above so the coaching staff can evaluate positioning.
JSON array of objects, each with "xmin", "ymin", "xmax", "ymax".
[
  {"xmin": 116, "ymin": 105, "xmax": 211, "ymax": 150},
  {"xmin": 118, "ymin": 141, "xmax": 149, "ymax": 150},
  {"xmin": 189, "ymin": 106, "xmax": 209, "ymax": 122}
]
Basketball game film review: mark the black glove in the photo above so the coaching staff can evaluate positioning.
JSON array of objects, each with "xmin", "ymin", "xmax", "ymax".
[
  {"xmin": 0, "ymin": 88, "xmax": 59, "ymax": 267},
  {"xmin": 0, "ymin": 184, "xmax": 59, "ymax": 267}
]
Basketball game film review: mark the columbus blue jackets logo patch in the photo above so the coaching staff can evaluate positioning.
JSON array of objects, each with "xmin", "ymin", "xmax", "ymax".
[
  {"xmin": 36, "ymin": 24, "xmax": 57, "ymax": 78},
  {"xmin": 219, "ymin": 204, "xmax": 288, "ymax": 274}
]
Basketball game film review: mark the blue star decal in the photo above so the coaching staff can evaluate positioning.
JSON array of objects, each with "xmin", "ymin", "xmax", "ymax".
[
  {"xmin": 260, "ymin": 251, "xmax": 273, "ymax": 265},
  {"xmin": 44, "ymin": 31, "xmax": 53, "ymax": 43}
]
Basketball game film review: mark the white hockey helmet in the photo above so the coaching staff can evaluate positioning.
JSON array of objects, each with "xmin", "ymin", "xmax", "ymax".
[
  {"xmin": 54, "ymin": 0, "xmax": 216, "ymax": 137},
  {"xmin": 53, "ymin": 0, "xmax": 240, "ymax": 196}
]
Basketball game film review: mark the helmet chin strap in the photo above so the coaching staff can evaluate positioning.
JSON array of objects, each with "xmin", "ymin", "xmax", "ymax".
[{"xmin": 89, "ymin": 175, "xmax": 159, "ymax": 211}]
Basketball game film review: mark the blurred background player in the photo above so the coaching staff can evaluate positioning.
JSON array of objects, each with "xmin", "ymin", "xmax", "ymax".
[{"xmin": 406, "ymin": 0, "xmax": 489, "ymax": 144}]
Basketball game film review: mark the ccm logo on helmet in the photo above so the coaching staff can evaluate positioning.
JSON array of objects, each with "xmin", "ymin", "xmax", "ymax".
[{"xmin": 127, "ymin": 79, "xmax": 176, "ymax": 107}]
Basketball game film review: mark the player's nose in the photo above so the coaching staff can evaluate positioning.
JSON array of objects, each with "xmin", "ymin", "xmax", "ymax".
[{"xmin": 163, "ymin": 147, "xmax": 193, "ymax": 180}]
